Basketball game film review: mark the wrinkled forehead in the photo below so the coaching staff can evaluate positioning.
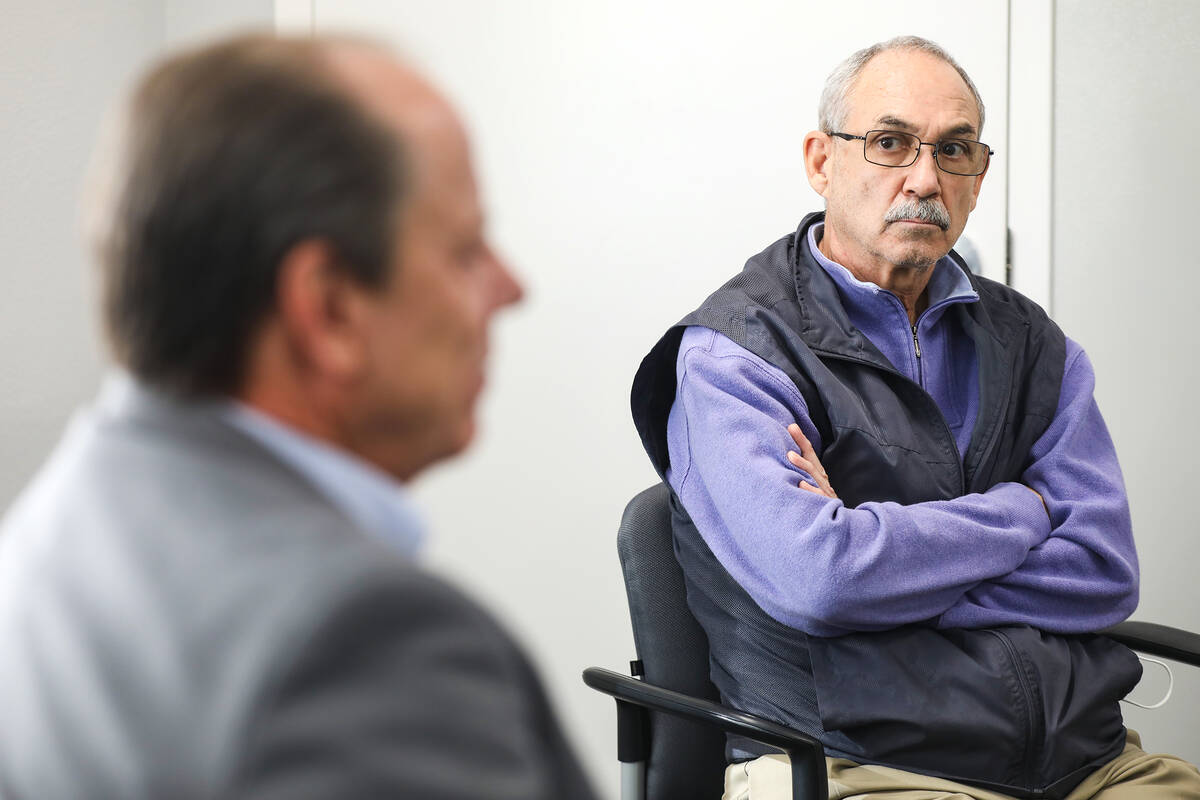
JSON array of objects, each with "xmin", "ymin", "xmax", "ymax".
[{"xmin": 846, "ymin": 49, "xmax": 981, "ymax": 137}]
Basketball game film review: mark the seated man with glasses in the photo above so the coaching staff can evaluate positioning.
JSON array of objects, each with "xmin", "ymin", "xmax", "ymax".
[{"xmin": 631, "ymin": 35, "xmax": 1200, "ymax": 799}]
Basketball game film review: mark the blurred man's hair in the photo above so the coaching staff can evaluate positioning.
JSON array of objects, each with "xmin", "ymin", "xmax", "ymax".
[{"xmin": 92, "ymin": 34, "xmax": 409, "ymax": 396}]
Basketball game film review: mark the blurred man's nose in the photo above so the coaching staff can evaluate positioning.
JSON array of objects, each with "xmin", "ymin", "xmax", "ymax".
[{"xmin": 488, "ymin": 249, "xmax": 524, "ymax": 310}]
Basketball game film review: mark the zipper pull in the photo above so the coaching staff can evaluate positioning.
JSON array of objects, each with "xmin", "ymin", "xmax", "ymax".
[{"xmin": 911, "ymin": 325, "xmax": 922, "ymax": 358}]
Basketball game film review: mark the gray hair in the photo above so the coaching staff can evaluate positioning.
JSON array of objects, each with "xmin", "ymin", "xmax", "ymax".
[{"xmin": 817, "ymin": 36, "xmax": 985, "ymax": 135}]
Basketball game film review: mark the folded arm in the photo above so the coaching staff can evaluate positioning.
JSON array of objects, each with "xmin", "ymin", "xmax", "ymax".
[
  {"xmin": 937, "ymin": 340, "xmax": 1139, "ymax": 632},
  {"xmin": 667, "ymin": 327, "xmax": 1051, "ymax": 637}
]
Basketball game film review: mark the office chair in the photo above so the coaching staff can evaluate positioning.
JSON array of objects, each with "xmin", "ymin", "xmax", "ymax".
[
  {"xmin": 585, "ymin": 482, "xmax": 1200, "ymax": 800},
  {"xmin": 584, "ymin": 482, "xmax": 827, "ymax": 800}
]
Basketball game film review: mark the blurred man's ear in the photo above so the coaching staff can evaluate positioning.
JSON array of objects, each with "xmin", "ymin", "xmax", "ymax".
[
  {"xmin": 803, "ymin": 130, "xmax": 833, "ymax": 198},
  {"xmin": 274, "ymin": 239, "xmax": 372, "ymax": 383}
]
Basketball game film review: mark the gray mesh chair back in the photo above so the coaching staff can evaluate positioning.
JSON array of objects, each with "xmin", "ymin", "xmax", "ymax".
[{"xmin": 617, "ymin": 483, "xmax": 726, "ymax": 799}]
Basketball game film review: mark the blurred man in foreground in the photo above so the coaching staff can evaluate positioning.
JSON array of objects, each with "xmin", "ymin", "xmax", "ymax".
[{"xmin": 0, "ymin": 33, "xmax": 595, "ymax": 799}]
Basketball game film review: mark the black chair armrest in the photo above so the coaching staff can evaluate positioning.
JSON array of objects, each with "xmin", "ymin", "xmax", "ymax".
[
  {"xmin": 583, "ymin": 666, "xmax": 828, "ymax": 800},
  {"xmin": 1101, "ymin": 620, "xmax": 1200, "ymax": 667}
]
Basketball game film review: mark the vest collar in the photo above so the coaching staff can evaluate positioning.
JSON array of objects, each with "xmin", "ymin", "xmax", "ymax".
[
  {"xmin": 788, "ymin": 212, "xmax": 992, "ymax": 369},
  {"xmin": 805, "ymin": 220, "xmax": 978, "ymax": 324}
]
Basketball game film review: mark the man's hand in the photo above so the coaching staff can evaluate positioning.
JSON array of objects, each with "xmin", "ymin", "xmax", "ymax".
[
  {"xmin": 1027, "ymin": 485, "xmax": 1050, "ymax": 518},
  {"xmin": 786, "ymin": 423, "xmax": 838, "ymax": 499}
]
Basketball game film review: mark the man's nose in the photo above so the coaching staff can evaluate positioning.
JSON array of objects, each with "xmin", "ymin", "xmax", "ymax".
[
  {"xmin": 488, "ymin": 250, "xmax": 524, "ymax": 310},
  {"xmin": 903, "ymin": 143, "xmax": 942, "ymax": 198}
]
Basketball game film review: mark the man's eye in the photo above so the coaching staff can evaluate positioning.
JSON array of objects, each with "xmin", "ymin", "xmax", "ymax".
[
  {"xmin": 939, "ymin": 141, "xmax": 967, "ymax": 158},
  {"xmin": 455, "ymin": 241, "xmax": 488, "ymax": 270},
  {"xmin": 876, "ymin": 136, "xmax": 902, "ymax": 151}
]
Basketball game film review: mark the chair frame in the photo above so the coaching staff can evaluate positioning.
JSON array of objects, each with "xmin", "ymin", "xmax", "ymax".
[{"xmin": 584, "ymin": 665, "xmax": 827, "ymax": 800}]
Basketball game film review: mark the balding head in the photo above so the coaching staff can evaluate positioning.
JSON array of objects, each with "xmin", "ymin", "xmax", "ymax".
[
  {"xmin": 93, "ymin": 32, "xmax": 521, "ymax": 480},
  {"xmin": 320, "ymin": 41, "xmax": 477, "ymax": 232},
  {"xmin": 94, "ymin": 34, "xmax": 414, "ymax": 396}
]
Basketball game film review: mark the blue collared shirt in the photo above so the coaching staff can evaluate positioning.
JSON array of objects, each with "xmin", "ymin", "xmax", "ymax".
[{"xmin": 220, "ymin": 402, "xmax": 425, "ymax": 557}]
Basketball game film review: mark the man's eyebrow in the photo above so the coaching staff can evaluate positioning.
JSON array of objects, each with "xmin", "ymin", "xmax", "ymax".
[
  {"xmin": 875, "ymin": 116, "xmax": 917, "ymax": 132},
  {"xmin": 942, "ymin": 122, "xmax": 979, "ymax": 139},
  {"xmin": 874, "ymin": 116, "xmax": 979, "ymax": 140}
]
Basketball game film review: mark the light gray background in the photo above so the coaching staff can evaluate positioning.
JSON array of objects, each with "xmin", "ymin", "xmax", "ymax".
[
  {"xmin": 1052, "ymin": 0, "xmax": 1200, "ymax": 760},
  {"xmin": 1, "ymin": 2, "xmax": 1196, "ymax": 796}
]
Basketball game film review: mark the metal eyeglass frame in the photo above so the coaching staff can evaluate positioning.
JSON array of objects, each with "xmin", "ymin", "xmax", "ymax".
[{"xmin": 827, "ymin": 129, "xmax": 994, "ymax": 176}]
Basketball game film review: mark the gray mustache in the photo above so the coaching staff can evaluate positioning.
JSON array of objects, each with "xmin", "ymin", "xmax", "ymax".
[{"xmin": 884, "ymin": 199, "xmax": 950, "ymax": 230}]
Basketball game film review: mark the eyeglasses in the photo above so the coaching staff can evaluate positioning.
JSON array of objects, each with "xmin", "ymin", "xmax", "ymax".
[{"xmin": 828, "ymin": 129, "xmax": 993, "ymax": 176}]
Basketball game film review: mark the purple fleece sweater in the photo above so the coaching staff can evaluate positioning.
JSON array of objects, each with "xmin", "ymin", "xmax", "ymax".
[{"xmin": 666, "ymin": 224, "xmax": 1138, "ymax": 638}]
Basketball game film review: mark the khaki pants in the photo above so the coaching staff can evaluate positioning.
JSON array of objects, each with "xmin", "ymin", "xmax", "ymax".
[{"xmin": 723, "ymin": 732, "xmax": 1200, "ymax": 800}]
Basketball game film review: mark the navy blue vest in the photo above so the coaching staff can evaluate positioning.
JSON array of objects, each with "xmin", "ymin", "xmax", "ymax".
[{"xmin": 631, "ymin": 213, "xmax": 1142, "ymax": 798}]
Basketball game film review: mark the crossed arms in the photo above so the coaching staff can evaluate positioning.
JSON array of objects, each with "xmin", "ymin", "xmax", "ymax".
[{"xmin": 666, "ymin": 326, "xmax": 1138, "ymax": 638}]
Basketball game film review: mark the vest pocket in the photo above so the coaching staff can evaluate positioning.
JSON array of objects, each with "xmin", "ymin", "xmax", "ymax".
[
  {"xmin": 808, "ymin": 627, "xmax": 1046, "ymax": 789},
  {"xmin": 805, "ymin": 626, "xmax": 1139, "ymax": 795}
]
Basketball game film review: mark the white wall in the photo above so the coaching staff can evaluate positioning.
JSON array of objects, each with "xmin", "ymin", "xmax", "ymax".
[
  {"xmin": 1052, "ymin": 0, "xmax": 1200, "ymax": 763},
  {"xmin": 164, "ymin": 0, "xmax": 274, "ymax": 45},
  {"xmin": 0, "ymin": 2, "xmax": 161, "ymax": 505}
]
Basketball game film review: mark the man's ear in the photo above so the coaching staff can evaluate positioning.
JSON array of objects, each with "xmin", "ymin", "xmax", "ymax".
[
  {"xmin": 274, "ymin": 239, "xmax": 371, "ymax": 382},
  {"xmin": 803, "ymin": 130, "xmax": 833, "ymax": 198}
]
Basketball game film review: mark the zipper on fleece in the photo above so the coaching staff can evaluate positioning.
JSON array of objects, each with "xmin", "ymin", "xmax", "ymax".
[{"xmin": 911, "ymin": 324, "xmax": 923, "ymax": 385}]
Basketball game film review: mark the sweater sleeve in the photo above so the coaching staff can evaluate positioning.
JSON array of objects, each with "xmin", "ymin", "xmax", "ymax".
[
  {"xmin": 667, "ymin": 326, "xmax": 1051, "ymax": 637},
  {"xmin": 936, "ymin": 339, "xmax": 1139, "ymax": 632}
]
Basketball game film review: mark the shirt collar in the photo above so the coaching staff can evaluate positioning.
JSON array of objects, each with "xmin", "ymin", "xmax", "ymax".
[
  {"xmin": 219, "ymin": 401, "xmax": 426, "ymax": 557},
  {"xmin": 806, "ymin": 221, "xmax": 978, "ymax": 322}
]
